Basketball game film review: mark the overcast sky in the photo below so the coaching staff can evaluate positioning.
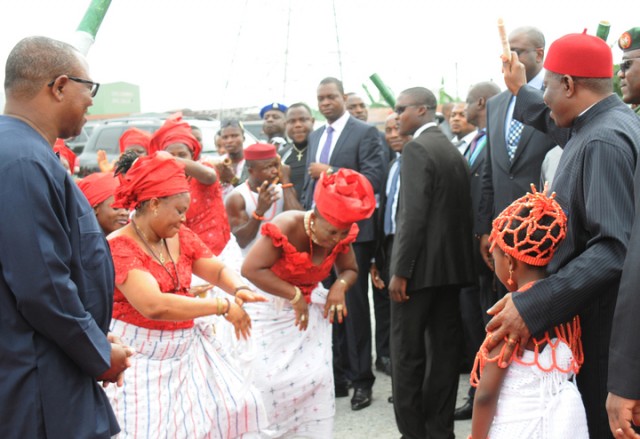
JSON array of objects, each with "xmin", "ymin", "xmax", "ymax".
[{"xmin": 0, "ymin": 1, "xmax": 636, "ymax": 113}]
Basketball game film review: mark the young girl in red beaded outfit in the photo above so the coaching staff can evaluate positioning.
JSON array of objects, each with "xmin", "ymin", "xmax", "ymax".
[{"xmin": 470, "ymin": 185, "xmax": 588, "ymax": 439}]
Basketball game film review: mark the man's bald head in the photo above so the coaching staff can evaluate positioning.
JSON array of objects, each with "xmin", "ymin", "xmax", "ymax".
[{"xmin": 5, "ymin": 36, "xmax": 80, "ymax": 99}]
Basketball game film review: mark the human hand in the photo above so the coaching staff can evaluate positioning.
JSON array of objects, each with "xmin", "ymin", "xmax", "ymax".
[
  {"xmin": 224, "ymin": 302, "xmax": 252, "ymax": 340},
  {"xmin": 215, "ymin": 160, "xmax": 235, "ymax": 184},
  {"xmin": 255, "ymin": 180, "xmax": 279, "ymax": 215},
  {"xmin": 235, "ymin": 287, "xmax": 267, "ymax": 305},
  {"xmin": 97, "ymin": 341, "xmax": 135, "ymax": 388},
  {"xmin": 479, "ymin": 234, "xmax": 494, "ymax": 271},
  {"xmin": 188, "ymin": 284, "xmax": 214, "ymax": 298},
  {"xmin": 324, "ymin": 284, "xmax": 347, "ymax": 324},
  {"xmin": 502, "ymin": 51, "xmax": 527, "ymax": 96},
  {"xmin": 607, "ymin": 393, "xmax": 640, "ymax": 438},
  {"xmin": 308, "ymin": 162, "xmax": 331, "ymax": 179},
  {"xmin": 388, "ymin": 275, "xmax": 409, "ymax": 303},
  {"xmin": 485, "ymin": 293, "xmax": 531, "ymax": 366},
  {"xmin": 97, "ymin": 150, "xmax": 115, "ymax": 173},
  {"xmin": 292, "ymin": 297, "xmax": 310, "ymax": 331},
  {"xmin": 370, "ymin": 264, "xmax": 385, "ymax": 289}
]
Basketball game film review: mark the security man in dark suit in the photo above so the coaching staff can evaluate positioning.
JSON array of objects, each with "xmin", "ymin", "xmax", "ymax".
[
  {"xmin": 302, "ymin": 77, "xmax": 385, "ymax": 411},
  {"xmin": 477, "ymin": 27, "xmax": 556, "ymax": 296},
  {"xmin": 388, "ymin": 87, "xmax": 475, "ymax": 439}
]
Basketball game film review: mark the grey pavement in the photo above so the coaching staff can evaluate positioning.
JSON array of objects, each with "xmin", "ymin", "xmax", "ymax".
[{"xmin": 334, "ymin": 371, "xmax": 472, "ymax": 438}]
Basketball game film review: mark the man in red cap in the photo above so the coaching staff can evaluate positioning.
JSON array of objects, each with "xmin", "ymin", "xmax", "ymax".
[
  {"xmin": 225, "ymin": 143, "xmax": 302, "ymax": 256},
  {"xmin": 487, "ymin": 30, "xmax": 640, "ymax": 438}
]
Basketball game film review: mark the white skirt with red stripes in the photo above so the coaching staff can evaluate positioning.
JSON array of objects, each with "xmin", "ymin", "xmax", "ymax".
[{"xmin": 106, "ymin": 318, "xmax": 267, "ymax": 439}]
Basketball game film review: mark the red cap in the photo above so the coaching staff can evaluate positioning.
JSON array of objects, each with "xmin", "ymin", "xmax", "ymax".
[
  {"xmin": 314, "ymin": 168, "xmax": 375, "ymax": 229},
  {"xmin": 53, "ymin": 138, "xmax": 77, "ymax": 172},
  {"xmin": 77, "ymin": 172, "xmax": 120, "ymax": 207},
  {"xmin": 244, "ymin": 143, "xmax": 277, "ymax": 161},
  {"xmin": 544, "ymin": 30, "xmax": 613, "ymax": 78},
  {"xmin": 119, "ymin": 127, "xmax": 151, "ymax": 154},
  {"xmin": 112, "ymin": 152, "xmax": 190, "ymax": 210},
  {"xmin": 149, "ymin": 112, "xmax": 202, "ymax": 160}
]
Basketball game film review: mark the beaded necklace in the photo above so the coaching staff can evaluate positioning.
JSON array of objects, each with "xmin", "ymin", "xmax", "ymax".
[{"xmin": 131, "ymin": 218, "xmax": 181, "ymax": 292}]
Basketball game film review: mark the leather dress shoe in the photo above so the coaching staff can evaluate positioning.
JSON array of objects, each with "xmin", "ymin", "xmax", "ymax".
[
  {"xmin": 453, "ymin": 397, "xmax": 473, "ymax": 420},
  {"xmin": 351, "ymin": 388, "xmax": 372, "ymax": 410},
  {"xmin": 375, "ymin": 357, "xmax": 392, "ymax": 376}
]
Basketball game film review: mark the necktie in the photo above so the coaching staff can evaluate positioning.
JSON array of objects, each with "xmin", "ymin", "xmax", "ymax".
[
  {"xmin": 506, "ymin": 119, "xmax": 524, "ymax": 161},
  {"xmin": 466, "ymin": 130, "xmax": 486, "ymax": 163},
  {"xmin": 319, "ymin": 126, "xmax": 334, "ymax": 164},
  {"xmin": 384, "ymin": 157, "xmax": 402, "ymax": 236}
]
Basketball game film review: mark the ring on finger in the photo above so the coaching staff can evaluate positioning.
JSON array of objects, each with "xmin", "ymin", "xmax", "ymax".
[
  {"xmin": 507, "ymin": 337, "xmax": 518, "ymax": 345},
  {"xmin": 336, "ymin": 304, "xmax": 344, "ymax": 312},
  {"xmin": 329, "ymin": 305, "xmax": 336, "ymax": 313},
  {"xmin": 301, "ymin": 314, "xmax": 307, "ymax": 322}
]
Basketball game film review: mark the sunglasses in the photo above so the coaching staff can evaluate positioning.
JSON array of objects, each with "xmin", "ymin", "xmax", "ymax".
[
  {"xmin": 620, "ymin": 57, "xmax": 640, "ymax": 74},
  {"xmin": 48, "ymin": 75, "xmax": 100, "ymax": 97},
  {"xmin": 394, "ymin": 104, "xmax": 436, "ymax": 115}
]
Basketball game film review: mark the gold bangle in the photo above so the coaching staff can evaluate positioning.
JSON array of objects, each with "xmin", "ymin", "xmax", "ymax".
[
  {"xmin": 290, "ymin": 286, "xmax": 302, "ymax": 304},
  {"xmin": 216, "ymin": 297, "xmax": 223, "ymax": 315},
  {"xmin": 338, "ymin": 278, "xmax": 348, "ymax": 288}
]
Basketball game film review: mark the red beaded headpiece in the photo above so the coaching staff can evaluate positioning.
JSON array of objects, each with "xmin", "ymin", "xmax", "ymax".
[{"xmin": 489, "ymin": 184, "xmax": 567, "ymax": 266}]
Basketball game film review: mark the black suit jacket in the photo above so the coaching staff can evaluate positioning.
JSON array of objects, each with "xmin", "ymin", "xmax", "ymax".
[
  {"xmin": 302, "ymin": 115, "xmax": 385, "ymax": 242},
  {"xmin": 373, "ymin": 157, "xmax": 400, "ymax": 270},
  {"xmin": 390, "ymin": 126, "xmax": 475, "ymax": 291},
  {"xmin": 466, "ymin": 133, "xmax": 492, "ymax": 274},
  {"xmin": 476, "ymin": 89, "xmax": 556, "ymax": 235}
]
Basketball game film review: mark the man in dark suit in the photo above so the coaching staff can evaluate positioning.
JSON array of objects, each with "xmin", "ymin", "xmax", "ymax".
[
  {"xmin": 370, "ymin": 112, "xmax": 413, "ymax": 379},
  {"xmin": 453, "ymin": 81, "xmax": 502, "ymax": 421},
  {"xmin": 388, "ymin": 87, "xmax": 475, "ymax": 438},
  {"xmin": 302, "ymin": 77, "xmax": 385, "ymax": 411},
  {"xmin": 606, "ymin": 26, "xmax": 640, "ymax": 437},
  {"xmin": 489, "ymin": 31, "xmax": 640, "ymax": 439},
  {"xmin": 477, "ymin": 27, "xmax": 556, "ymax": 289},
  {"xmin": 0, "ymin": 36, "xmax": 132, "ymax": 438}
]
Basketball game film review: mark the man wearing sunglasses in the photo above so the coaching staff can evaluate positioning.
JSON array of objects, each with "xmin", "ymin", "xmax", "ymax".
[
  {"xmin": 476, "ymin": 27, "xmax": 557, "ymax": 300},
  {"xmin": 0, "ymin": 36, "xmax": 131, "ymax": 438},
  {"xmin": 607, "ymin": 26, "xmax": 640, "ymax": 439}
]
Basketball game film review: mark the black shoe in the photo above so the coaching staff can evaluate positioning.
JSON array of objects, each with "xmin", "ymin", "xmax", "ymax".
[
  {"xmin": 375, "ymin": 357, "xmax": 392, "ymax": 376},
  {"xmin": 335, "ymin": 383, "xmax": 349, "ymax": 398},
  {"xmin": 351, "ymin": 388, "xmax": 372, "ymax": 410},
  {"xmin": 453, "ymin": 398, "xmax": 473, "ymax": 420}
]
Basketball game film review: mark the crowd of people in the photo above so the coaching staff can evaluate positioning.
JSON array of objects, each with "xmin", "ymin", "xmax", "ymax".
[{"xmin": 2, "ymin": 20, "xmax": 640, "ymax": 439}]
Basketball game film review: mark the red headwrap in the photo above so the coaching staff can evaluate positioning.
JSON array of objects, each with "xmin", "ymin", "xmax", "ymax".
[
  {"xmin": 314, "ymin": 168, "xmax": 375, "ymax": 229},
  {"xmin": 544, "ymin": 30, "xmax": 613, "ymax": 78},
  {"xmin": 77, "ymin": 172, "xmax": 120, "ymax": 207},
  {"xmin": 53, "ymin": 138, "xmax": 77, "ymax": 172},
  {"xmin": 149, "ymin": 112, "xmax": 202, "ymax": 160},
  {"xmin": 119, "ymin": 127, "xmax": 152, "ymax": 153},
  {"xmin": 112, "ymin": 152, "xmax": 190, "ymax": 210}
]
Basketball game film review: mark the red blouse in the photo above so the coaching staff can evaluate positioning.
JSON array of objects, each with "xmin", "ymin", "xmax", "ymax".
[
  {"xmin": 261, "ymin": 222, "xmax": 359, "ymax": 303},
  {"xmin": 109, "ymin": 226, "xmax": 212, "ymax": 330},
  {"xmin": 185, "ymin": 163, "xmax": 231, "ymax": 256}
]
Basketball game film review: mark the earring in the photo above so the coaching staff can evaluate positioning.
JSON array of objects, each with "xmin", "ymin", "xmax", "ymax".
[
  {"xmin": 153, "ymin": 209, "xmax": 158, "ymax": 217},
  {"xmin": 507, "ymin": 268, "xmax": 514, "ymax": 286}
]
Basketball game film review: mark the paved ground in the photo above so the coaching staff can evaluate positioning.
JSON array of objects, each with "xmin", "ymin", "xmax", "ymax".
[{"xmin": 333, "ymin": 371, "xmax": 472, "ymax": 438}]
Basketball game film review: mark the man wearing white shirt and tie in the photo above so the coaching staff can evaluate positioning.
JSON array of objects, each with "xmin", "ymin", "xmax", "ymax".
[{"xmin": 302, "ymin": 76, "xmax": 385, "ymax": 411}]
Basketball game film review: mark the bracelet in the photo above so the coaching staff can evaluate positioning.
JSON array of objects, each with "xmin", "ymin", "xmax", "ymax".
[
  {"xmin": 216, "ymin": 297, "xmax": 223, "ymax": 315},
  {"xmin": 224, "ymin": 298, "xmax": 231, "ymax": 316},
  {"xmin": 252, "ymin": 211, "xmax": 265, "ymax": 221},
  {"xmin": 325, "ymin": 167, "xmax": 333, "ymax": 176},
  {"xmin": 338, "ymin": 278, "xmax": 348, "ymax": 288},
  {"xmin": 233, "ymin": 285, "xmax": 251, "ymax": 295},
  {"xmin": 290, "ymin": 286, "xmax": 302, "ymax": 304},
  {"xmin": 281, "ymin": 183, "xmax": 293, "ymax": 189}
]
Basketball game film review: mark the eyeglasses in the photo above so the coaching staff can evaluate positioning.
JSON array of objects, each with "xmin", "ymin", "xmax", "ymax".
[
  {"xmin": 620, "ymin": 57, "xmax": 640, "ymax": 74},
  {"xmin": 512, "ymin": 48, "xmax": 537, "ymax": 56},
  {"xmin": 48, "ymin": 75, "xmax": 100, "ymax": 97},
  {"xmin": 394, "ymin": 104, "xmax": 424, "ymax": 115}
]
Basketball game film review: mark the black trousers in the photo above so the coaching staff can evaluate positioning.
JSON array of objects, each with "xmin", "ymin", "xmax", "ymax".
[
  {"xmin": 332, "ymin": 241, "xmax": 376, "ymax": 390},
  {"xmin": 391, "ymin": 285, "xmax": 462, "ymax": 439},
  {"xmin": 371, "ymin": 236, "xmax": 393, "ymax": 362}
]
